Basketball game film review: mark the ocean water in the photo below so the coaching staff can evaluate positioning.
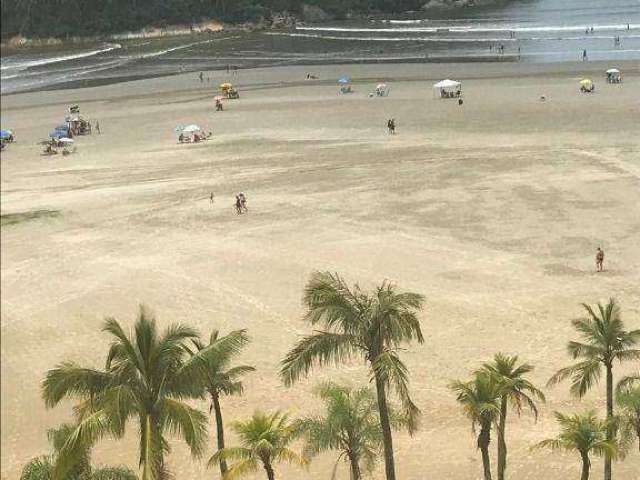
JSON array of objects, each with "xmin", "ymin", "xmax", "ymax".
[{"xmin": 1, "ymin": 0, "xmax": 639, "ymax": 94}]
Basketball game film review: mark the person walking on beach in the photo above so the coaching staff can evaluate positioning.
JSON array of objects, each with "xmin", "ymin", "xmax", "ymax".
[
  {"xmin": 387, "ymin": 118, "xmax": 396, "ymax": 134},
  {"xmin": 596, "ymin": 247, "xmax": 605, "ymax": 272},
  {"xmin": 210, "ymin": 192, "xmax": 214, "ymax": 204},
  {"xmin": 235, "ymin": 195, "xmax": 243, "ymax": 215},
  {"xmin": 95, "ymin": 121, "xmax": 100, "ymax": 134},
  {"xmin": 199, "ymin": 71, "xmax": 204, "ymax": 83},
  {"xmin": 582, "ymin": 49, "xmax": 588, "ymax": 61}
]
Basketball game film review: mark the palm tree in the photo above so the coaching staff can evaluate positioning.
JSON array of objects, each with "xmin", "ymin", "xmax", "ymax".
[
  {"xmin": 280, "ymin": 272, "xmax": 425, "ymax": 480},
  {"xmin": 41, "ymin": 306, "xmax": 224, "ymax": 480},
  {"xmin": 297, "ymin": 382, "xmax": 408, "ymax": 480},
  {"xmin": 481, "ymin": 353, "xmax": 545, "ymax": 480},
  {"xmin": 548, "ymin": 298, "xmax": 640, "ymax": 480},
  {"xmin": 615, "ymin": 384, "xmax": 640, "ymax": 455},
  {"xmin": 209, "ymin": 410, "xmax": 307, "ymax": 480},
  {"xmin": 450, "ymin": 371, "xmax": 501, "ymax": 480},
  {"xmin": 186, "ymin": 329, "xmax": 255, "ymax": 477},
  {"xmin": 20, "ymin": 423, "xmax": 137, "ymax": 480},
  {"xmin": 534, "ymin": 411, "xmax": 617, "ymax": 480}
]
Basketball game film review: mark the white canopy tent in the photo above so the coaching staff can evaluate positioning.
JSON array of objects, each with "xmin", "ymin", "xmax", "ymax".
[{"xmin": 433, "ymin": 79, "xmax": 462, "ymax": 98}]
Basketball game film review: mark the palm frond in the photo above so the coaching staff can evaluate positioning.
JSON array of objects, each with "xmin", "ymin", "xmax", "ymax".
[
  {"xmin": 371, "ymin": 351, "xmax": 421, "ymax": 433},
  {"xmin": 161, "ymin": 398, "xmax": 208, "ymax": 457},
  {"xmin": 42, "ymin": 363, "xmax": 111, "ymax": 408},
  {"xmin": 280, "ymin": 331, "xmax": 357, "ymax": 386}
]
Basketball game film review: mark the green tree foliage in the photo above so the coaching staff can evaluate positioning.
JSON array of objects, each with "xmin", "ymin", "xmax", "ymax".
[
  {"xmin": 208, "ymin": 410, "xmax": 307, "ymax": 480},
  {"xmin": 185, "ymin": 329, "xmax": 255, "ymax": 476},
  {"xmin": 534, "ymin": 411, "xmax": 617, "ymax": 480},
  {"xmin": 281, "ymin": 271, "xmax": 425, "ymax": 480},
  {"xmin": 41, "ymin": 306, "xmax": 230, "ymax": 480},
  {"xmin": 20, "ymin": 423, "xmax": 137, "ymax": 480},
  {"xmin": 297, "ymin": 382, "xmax": 408, "ymax": 480},
  {"xmin": 449, "ymin": 371, "xmax": 501, "ymax": 480},
  {"xmin": 548, "ymin": 298, "xmax": 640, "ymax": 480},
  {"xmin": 1, "ymin": 0, "xmax": 429, "ymax": 39},
  {"xmin": 615, "ymin": 383, "xmax": 640, "ymax": 456},
  {"xmin": 480, "ymin": 353, "xmax": 545, "ymax": 480}
]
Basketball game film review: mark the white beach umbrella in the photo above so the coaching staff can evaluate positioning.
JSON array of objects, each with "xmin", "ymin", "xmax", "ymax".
[{"xmin": 181, "ymin": 124, "xmax": 202, "ymax": 133}]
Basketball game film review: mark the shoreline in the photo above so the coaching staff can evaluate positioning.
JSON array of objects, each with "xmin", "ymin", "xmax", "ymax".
[{"xmin": 2, "ymin": 58, "xmax": 638, "ymax": 99}]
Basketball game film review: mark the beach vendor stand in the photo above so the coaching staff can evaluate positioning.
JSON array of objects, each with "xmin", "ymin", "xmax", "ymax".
[
  {"xmin": 433, "ymin": 79, "xmax": 462, "ymax": 98},
  {"xmin": 606, "ymin": 68, "xmax": 621, "ymax": 84}
]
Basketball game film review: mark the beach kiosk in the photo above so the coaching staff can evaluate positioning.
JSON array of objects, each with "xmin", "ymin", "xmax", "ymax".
[
  {"xmin": 433, "ymin": 79, "xmax": 462, "ymax": 98},
  {"xmin": 606, "ymin": 68, "xmax": 621, "ymax": 84}
]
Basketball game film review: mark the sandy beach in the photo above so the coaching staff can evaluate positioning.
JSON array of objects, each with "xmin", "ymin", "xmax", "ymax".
[{"xmin": 1, "ymin": 60, "xmax": 639, "ymax": 479}]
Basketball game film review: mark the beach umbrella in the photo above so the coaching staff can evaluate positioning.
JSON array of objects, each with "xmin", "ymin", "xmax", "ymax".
[
  {"xmin": 220, "ymin": 83, "xmax": 233, "ymax": 90},
  {"xmin": 49, "ymin": 131, "xmax": 64, "ymax": 139},
  {"xmin": 0, "ymin": 129, "xmax": 13, "ymax": 140},
  {"xmin": 213, "ymin": 95, "xmax": 225, "ymax": 101},
  {"xmin": 338, "ymin": 75, "xmax": 351, "ymax": 84},
  {"xmin": 605, "ymin": 68, "xmax": 620, "ymax": 74},
  {"xmin": 181, "ymin": 124, "xmax": 202, "ymax": 133},
  {"xmin": 174, "ymin": 124, "xmax": 185, "ymax": 133},
  {"xmin": 580, "ymin": 78, "xmax": 593, "ymax": 86},
  {"xmin": 58, "ymin": 137, "xmax": 74, "ymax": 144}
]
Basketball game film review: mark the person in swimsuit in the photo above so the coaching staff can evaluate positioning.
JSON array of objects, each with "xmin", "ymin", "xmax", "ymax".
[{"xmin": 596, "ymin": 247, "xmax": 604, "ymax": 272}]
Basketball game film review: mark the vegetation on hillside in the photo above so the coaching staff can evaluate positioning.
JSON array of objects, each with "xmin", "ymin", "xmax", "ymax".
[{"xmin": 2, "ymin": 0, "xmax": 430, "ymax": 39}]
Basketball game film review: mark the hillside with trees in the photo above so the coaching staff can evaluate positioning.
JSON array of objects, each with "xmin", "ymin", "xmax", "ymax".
[{"xmin": 1, "ymin": 0, "xmax": 507, "ymax": 39}]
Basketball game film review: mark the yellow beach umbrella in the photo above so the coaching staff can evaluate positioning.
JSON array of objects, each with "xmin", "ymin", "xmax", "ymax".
[
  {"xmin": 580, "ymin": 78, "xmax": 593, "ymax": 87},
  {"xmin": 220, "ymin": 82, "xmax": 233, "ymax": 90}
]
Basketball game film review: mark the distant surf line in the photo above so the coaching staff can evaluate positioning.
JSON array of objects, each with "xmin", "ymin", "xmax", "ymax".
[{"xmin": 0, "ymin": 44, "xmax": 121, "ymax": 71}]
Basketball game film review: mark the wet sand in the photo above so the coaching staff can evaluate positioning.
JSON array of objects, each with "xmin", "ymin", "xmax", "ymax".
[{"xmin": 1, "ymin": 61, "xmax": 640, "ymax": 479}]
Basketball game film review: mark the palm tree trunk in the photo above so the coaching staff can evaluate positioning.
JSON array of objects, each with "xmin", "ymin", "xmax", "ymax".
[
  {"xmin": 142, "ymin": 414, "xmax": 153, "ymax": 480},
  {"xmin": 211, "ymin": 393, "xmax": 228, "ymax": 475},
  {"xmin": 478, "ymin": 423, "xmax": 492, "ymax": 480},
  {"xmin": 348, "ymin": 452, "xmax": 361, "ymax": 480},
  {"xmin": 580, "ymin": 452, "xmax": 590, "ymax": 480},
  {"xmin": 605, "ymin": 364, "xmax": 613, "ymax": 480},
  {"xmin": 263, "ymin": 461, "xmax": 276, "ymax": 480},
  {"xmin": 374, "ymin": 370, "xmax": 397, "ymax": 480},
  {"xmin": 497, "ymin": 398, "xmax": 507, "ymax": 480}
]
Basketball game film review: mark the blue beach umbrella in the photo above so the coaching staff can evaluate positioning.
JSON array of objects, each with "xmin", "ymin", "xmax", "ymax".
[
  {"xmin": 338, "ymin": 75, "xmax": 351, "ymax": 84},
  {"xmin": 0, "ymin": 129, "xmax": 13, "ymax": 140}
]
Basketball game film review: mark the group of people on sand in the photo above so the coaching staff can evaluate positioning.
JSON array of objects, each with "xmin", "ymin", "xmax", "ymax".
[{"xmin": 178, "ymin": 131, "xmax": 212, "ymax": 143}]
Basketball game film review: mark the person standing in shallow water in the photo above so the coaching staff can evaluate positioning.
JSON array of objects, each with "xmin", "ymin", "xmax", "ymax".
[{"xmin": 596, "ymin": 247, "xmax": 605, "ymax": 272}]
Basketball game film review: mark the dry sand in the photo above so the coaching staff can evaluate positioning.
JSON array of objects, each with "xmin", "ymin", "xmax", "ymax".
[{"xmin": 1, "ymin": 61, "xmax": 640, "ymax": 479}]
